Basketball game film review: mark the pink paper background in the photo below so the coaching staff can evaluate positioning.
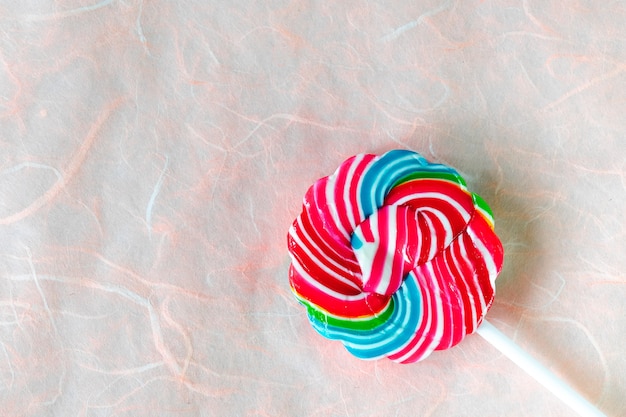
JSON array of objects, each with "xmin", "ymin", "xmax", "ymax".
[{"xmin": 1, "ymin": 1, "xmax": 624, "ymax": 416}]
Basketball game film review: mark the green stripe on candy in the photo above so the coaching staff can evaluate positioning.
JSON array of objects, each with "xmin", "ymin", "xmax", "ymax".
[
  {"xmin": 392, "ymin": 171, "xmax": 467, "ymax": 188},
  {"xmin": 472, "ymin": 192, "xmax": 494, "ymax": 223},
  {"xmin": 296, "ymin": 296, "xmax": 395, "ymax": 331}
]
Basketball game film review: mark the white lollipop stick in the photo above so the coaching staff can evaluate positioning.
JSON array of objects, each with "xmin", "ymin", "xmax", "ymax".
[{"xmin": 477, "ymin": 320, "xmax": 606, "ymax": 417}]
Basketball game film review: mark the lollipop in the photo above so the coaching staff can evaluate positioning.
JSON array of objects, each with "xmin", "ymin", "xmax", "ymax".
[
  {"xmin": 288, "ymin": 149, "xmax": 502, "ymax": 362},
  {"xmin": 288, "ymin": 150, "xmax": 606, "ymax": 417}
]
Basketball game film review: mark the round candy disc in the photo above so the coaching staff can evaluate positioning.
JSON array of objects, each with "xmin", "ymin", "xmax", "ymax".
[{"xmin": 287, "ymin": 150, "xmax": 504, "ymax": 363}]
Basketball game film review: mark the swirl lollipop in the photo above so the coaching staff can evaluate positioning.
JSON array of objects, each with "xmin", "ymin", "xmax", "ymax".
[{"xmin": 288, "ymin": 150, "xmax": 606, "ymax": 417}]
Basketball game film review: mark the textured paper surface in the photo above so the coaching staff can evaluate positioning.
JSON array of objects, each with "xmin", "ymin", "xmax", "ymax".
[{"xmin": 0, "ymin": 1, "xmax": 624, "ymax": 416}]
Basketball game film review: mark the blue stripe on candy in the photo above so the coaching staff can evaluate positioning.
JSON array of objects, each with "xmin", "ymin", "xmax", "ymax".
[
  {"xmin": 307, "ymin": 271, "xmax": 423, "ymax": 360},
  {"xmin": 351, "ymin": 234, "xmax": 363, "ymax": 250},
  {"xmin": 358, "ymin": 150, "xmax": 460, "ymax": 218}
]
